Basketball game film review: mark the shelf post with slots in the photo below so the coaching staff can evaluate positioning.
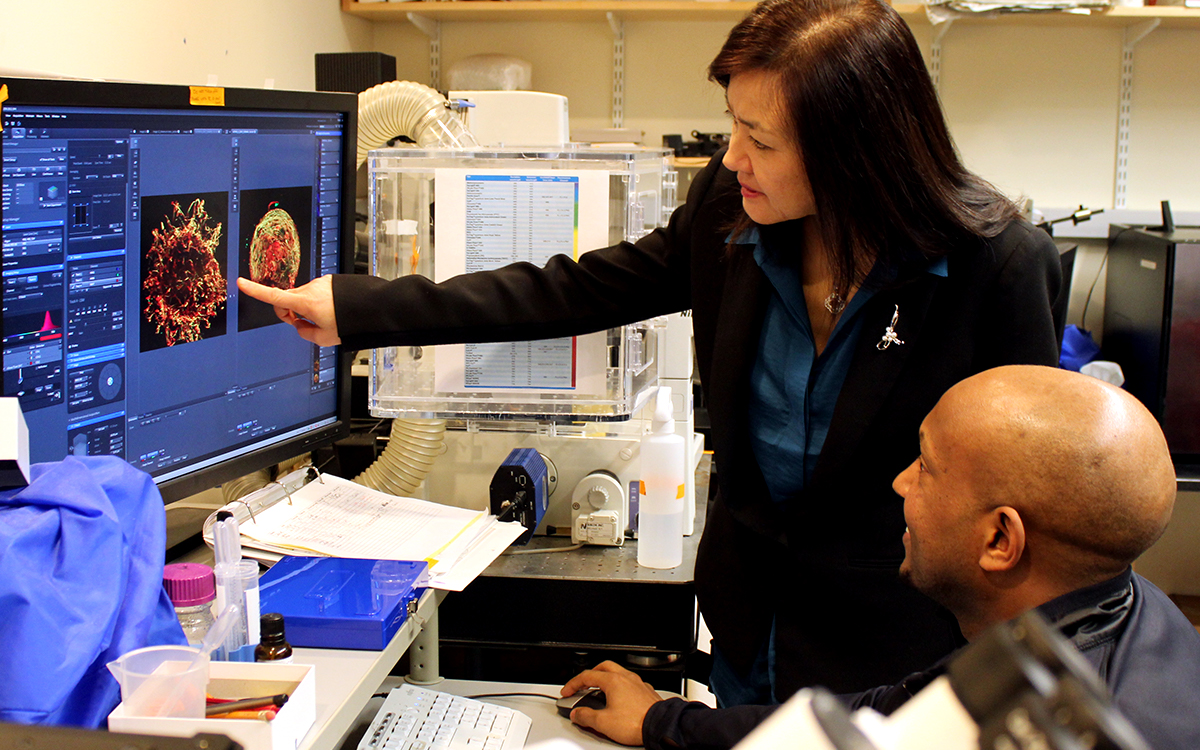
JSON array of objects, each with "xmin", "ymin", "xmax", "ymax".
[
  {"xmin": 929, "ymin": 19, "xmax": 953, "ymax": 93},
  {"xmin": 607, "ymin": 11, "xmax": 625, "ymax": 129},
  {"xmin": 1113, "ymin": 18, "xmax": 1159, "ymax": 210},
  {"xmin": 407, "ymin": 12, "xmax": 442, "ymax": 91}
]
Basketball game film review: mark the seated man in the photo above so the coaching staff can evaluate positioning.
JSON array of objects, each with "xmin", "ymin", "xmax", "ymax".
[{"xmin": 562, "ymin": 365, "xmax": 1200, "ymax": 750}]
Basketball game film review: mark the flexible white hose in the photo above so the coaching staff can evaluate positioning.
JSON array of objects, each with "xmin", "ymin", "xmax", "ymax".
[
  {"xmin": 356, "ymin": 80, "xmax": 478, "ymax": 167},
  {"xmin": 222, "ymin": 468, "xmax": 272, "ymax": 505},
  {"xmin": 354, "ymin": 418, "xmax": 447, "ymax": 497},
  {"xmin": 353, "ymin": 83, "xmax": 469, "ymax": 495}
]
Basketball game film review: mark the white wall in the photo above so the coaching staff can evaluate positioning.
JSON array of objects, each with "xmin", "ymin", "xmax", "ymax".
[
  {"xmin": 0, "ymin": 0, "xmax": 373, "ymax": 90},
  {"xmin": 376, "ymin": 15, "xmax": 1199, "ymax": 217},
  {"xmin": 5, "ymin": 6, "xmax": 1194, "ymax": 215}
]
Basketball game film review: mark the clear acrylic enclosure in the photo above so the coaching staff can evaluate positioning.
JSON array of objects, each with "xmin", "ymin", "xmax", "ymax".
[{"xmin": 368, "ymin": 146, "xmax": 677, "ymax": 422}]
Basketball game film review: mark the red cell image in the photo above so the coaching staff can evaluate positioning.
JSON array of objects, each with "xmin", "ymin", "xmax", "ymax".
[
  {"xmin": 141, "ymin": 196, "xmax": 228, "ymax": 349},
  {"xmin": 238, "ymin": 186, "xmax": 312, "ymax": 333},
  {"xmin": 249, "ymin": 202, "xmax": 301, "ymax": 290}
]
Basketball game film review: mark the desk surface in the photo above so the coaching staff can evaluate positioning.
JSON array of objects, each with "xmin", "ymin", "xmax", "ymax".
[{"xmin": 292, "ymin": 588, "xmax": 439, "ymax": 750}]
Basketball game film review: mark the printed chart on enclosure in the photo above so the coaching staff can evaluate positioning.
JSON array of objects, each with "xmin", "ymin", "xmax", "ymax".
[
  {"xmin": 464, "ymin": 174, "xmax": 577, "ymax": 389},
  {"xmin": 434, "ymin": 169, "xmax": 609, "ymax": 394}
]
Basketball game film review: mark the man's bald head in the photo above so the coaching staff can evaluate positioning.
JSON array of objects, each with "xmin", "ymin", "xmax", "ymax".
[{"xmin": 936, "ymin": 365, "xmax": 1176, "ymax": 580}]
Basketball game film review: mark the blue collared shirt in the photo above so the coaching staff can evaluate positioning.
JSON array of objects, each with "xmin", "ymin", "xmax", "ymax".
[{"xmin": 745, "ymin": 227, "xmax": 947, "ymax": 504}]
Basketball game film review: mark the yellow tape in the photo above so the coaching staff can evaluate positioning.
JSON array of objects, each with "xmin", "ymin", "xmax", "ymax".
[
  {"xmin": 189, "ymin": 86, "xmax": 225, "ymax": 107},
  {"xmin": 0, "ymin": 84, "xmax": 8, "ymax": 132},
  {"xmin": 676, "ymin": 484, "xmax": 686, "ymax": 500},
  {"xmin": 426, "ymin": 510, "xmax": 487, "ymax": 568}
]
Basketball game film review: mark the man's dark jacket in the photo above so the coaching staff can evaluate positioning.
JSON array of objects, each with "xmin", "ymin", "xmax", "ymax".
[
  {"xmin": 334, "ymin": 151, "xmax": 1062, "ymax": 695},
  {"xmin": 643, "ymin": 570, "xmax": 1200, "ymax": 750}
]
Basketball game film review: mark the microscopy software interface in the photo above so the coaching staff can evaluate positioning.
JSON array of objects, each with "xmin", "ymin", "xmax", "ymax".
[{"xmin": 1, "ymin": 102, "xmax": 344, "ymax": 484}]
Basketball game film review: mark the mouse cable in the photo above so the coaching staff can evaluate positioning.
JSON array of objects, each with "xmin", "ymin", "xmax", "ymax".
[{"xmin": 465, "ymin": 692, "xmax": 560, "ymax": 701}]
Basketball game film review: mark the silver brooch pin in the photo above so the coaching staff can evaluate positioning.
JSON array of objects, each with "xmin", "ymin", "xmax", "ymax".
[{"xmin": 877, "ymin": 305, "xmax": 904, "ymax": 350}]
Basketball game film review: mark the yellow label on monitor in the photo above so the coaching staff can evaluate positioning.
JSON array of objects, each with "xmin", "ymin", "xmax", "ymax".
[
  {"xmin": 189, "ymin": 86, "xmax": 225, "ymax": 107},
  {"xmin": 676, "ymin": 484, "xmax": 685, "ymax": 499},
  {"xmin": 0, "ymin": 84, "xmax": 8, "ymax": 132}
]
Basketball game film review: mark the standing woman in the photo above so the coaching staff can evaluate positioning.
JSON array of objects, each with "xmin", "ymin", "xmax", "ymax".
[{"xmin": 239, "ymin": 0, "xmax": 1062, "ymax": 707}]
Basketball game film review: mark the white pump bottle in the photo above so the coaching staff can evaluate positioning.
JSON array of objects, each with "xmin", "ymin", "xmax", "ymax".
[{"xmin": 638, "ymin": 386, "xmax": 686, "ymax": 569}]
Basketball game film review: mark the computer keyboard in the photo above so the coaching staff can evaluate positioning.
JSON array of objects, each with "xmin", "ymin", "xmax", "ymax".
[{"xmin": 358, "ymin": 684, "xmax": 533, "ymax": 750}]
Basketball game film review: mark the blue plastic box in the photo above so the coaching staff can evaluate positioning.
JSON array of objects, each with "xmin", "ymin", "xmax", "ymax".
[{"xmin": 257, "ymin": 557, "xmax": 429, "ymax": 650}]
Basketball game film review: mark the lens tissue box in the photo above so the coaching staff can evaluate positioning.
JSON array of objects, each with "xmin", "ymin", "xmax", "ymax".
[
  {"xmin": 108, "ymin": 660, "xmax": 316, "ymax": 750},
  {"xmin": 257, "ymin": 557, "xmax": 428, "ymax": 650}
]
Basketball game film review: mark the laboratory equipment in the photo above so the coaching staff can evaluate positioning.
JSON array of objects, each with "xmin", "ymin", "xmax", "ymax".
[
  {"xmin": 448, "ymin": 91, "xmax": 570, "ymax": 147},
  {"xmin": 357, "ymin": 684, "xmax": 531, "ymax": 750},
  {"xmin": 255, "ymin": 613, "xmax": 294, "ymax": 663},
  {"xmin": 239, "ymin": 560, "xmax": 261, "ymax": 652},
  {"xmin": 1101, "ymin": 222, "xmax": 1200, "ymax": 468},
  {"xmin": 637, "ymin": 386, "xmax": 685, "ymax": 570},
  {"xmin": 257, "ymin": 556, "xmax": 428, "ymax": 650},
  {"xmin": 735, "ymin": 610, "xmax": 1150, "ymax": 750},
  {"xmin": 162, "ymin": 562, "xmax": 216, "ymax": 647},
  {"xmin": 0, "ymin": 397, "xmax": 30, "ymax": 489},
  {"xmin": 212, "ymin": 511, "xmax": 253, "ymax": 661},
  {"xmin": 571, "ymin": 469, "xmax": 628, "ymax": 546},
  {"xmin": 366, "ymin": 144, "xmax": 695, "ymax": 546},
  {"xmin": 489, "ymin": 447, "xmax": 550, "ymax": 545},
  {"xmin": 0, "ymin": 77, "xmax": 357, "ymax": 504},
  {"xmin": 105, "ymin": 645, "xmax": 209, "ymax": 719}
]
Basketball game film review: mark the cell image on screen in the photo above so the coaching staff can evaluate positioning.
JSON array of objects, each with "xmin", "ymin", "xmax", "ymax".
[
  {"xmin": 238, "ymin": 186, "xmax": 313, "ymax": 332},
  {"xmin": 139, "ymin": 192, "xmax": 230, "ymax": 351}
]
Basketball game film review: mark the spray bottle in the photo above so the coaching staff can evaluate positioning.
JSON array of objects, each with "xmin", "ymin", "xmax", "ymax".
[{"xmin": 638, "ymin": 385, "xmax": 686, "ymax": 569}]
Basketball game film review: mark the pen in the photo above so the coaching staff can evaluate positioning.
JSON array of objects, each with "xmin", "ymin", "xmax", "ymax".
[
  {"xmin": 205, "ymin": 693, "xmax": 289, "ymax": 716},
  {"xmin": 208, "ymin": 709, "xmax": 278, "ymax": 721}
]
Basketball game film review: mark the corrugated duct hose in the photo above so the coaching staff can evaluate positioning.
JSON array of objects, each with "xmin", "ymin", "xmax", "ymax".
[
  {"xmin": 355, "ymin": 80, "xmax": 478, "ymax": 167},
  {"xmin": 351, "ymin": 81, "xmax": 478, "ymax": 495}
]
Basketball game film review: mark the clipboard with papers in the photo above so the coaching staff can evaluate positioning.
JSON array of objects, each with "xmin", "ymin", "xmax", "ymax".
[{"xmin": 201, "ymin": 468, "xmax": 526, "ymax": 591}]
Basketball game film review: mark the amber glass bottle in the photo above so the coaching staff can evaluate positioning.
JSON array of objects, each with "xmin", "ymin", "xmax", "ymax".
[{"xmin": 255, "ymin": 612, "xmax": 294, "ymax": 663}]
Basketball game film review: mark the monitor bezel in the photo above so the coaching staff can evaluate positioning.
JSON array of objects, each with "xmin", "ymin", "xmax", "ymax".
[{"xmin": 1, "ymin": 76, "xmax": 357, "ymax": 503}]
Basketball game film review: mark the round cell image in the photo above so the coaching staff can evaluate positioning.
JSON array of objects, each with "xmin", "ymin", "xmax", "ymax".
[
  {"xmin": 249, "ymin": 202, "xmax": 301, "ymax": 289},
  {"xmin": 143, "ymin": 198, "xmax": 227, "ymax": 347}
]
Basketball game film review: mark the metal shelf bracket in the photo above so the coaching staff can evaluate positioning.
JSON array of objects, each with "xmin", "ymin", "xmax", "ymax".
[
  {"xmin": 1113, "ymin": 18, "xmax": 1160, "ymax": 209},
  {"xmin": 930, "ymin": 19, "xmax": 953, "ymax": 93},
  {"xmin": 407, "ymin": 12, "xmax": 443, "ymax": 90},
  {"xmin": 608, "ymin": 11, "xmax": 625, "ymax": 128}
]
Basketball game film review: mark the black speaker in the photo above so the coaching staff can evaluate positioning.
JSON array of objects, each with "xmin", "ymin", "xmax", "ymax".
[
  {"xmin": 315, "ymin": 52, "xmax": 396, "ymax": 94},
  {"xmin": 1101, "ymin": 224, "xmax": 1200, "ymax": 467}
]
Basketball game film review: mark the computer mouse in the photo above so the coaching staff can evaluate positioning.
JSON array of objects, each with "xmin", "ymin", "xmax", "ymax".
[{"xmin": 556, "ymin": 687, "xmax": 607, "ymax": 716}]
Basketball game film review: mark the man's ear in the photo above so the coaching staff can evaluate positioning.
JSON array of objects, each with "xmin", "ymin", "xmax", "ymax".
[{"xmin": 979, "ymin": 506, "xmax": 1025, "ymax": 573}]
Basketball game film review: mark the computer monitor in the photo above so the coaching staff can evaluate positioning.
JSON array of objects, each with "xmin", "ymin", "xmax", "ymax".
[{"xmin": 1, "ymin": 77, "xmax": 356, "ymax": 503}]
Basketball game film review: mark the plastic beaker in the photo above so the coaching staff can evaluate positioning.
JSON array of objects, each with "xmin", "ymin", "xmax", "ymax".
[{"xmin": 106, "ymin": 644, "xmax": 209, "ymax": 718}]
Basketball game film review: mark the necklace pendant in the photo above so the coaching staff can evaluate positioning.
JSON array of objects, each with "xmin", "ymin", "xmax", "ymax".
[
  {"xmin": 877, "ymin": 304, "xmax": 905, "ymax": 350},
  {"xmin": 824, "ymin": 292, "xmax": 846, "ymax": 315}
]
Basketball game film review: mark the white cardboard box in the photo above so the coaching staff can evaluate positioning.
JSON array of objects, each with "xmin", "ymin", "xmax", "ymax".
[{"xmin": 108, "ymin": 661, "xmax": 316, "ymax": 750}]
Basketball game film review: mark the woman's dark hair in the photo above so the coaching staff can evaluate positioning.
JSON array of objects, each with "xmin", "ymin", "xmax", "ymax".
[{"xmin": 710, "ymin": 0, "xmax": 1017, "ymax": 294}]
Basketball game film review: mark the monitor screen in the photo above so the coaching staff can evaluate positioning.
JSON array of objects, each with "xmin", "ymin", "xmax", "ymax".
[{"xmin": 1, "ymin": 78, "xmax": 355, "ymax": 502}]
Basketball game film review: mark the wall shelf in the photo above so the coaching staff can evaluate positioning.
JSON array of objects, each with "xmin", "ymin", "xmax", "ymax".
[{"xmin": 343, "ymin": 1, "xmax": 1200, "ymax": 28}]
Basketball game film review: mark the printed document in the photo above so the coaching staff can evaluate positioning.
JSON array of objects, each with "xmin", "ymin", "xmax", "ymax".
[{"xmin": 212, "ymin": 472, "xmax": 524, "ymax": 590}]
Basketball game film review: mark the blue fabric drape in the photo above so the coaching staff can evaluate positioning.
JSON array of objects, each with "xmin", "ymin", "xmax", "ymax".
[{"xmin": 0, "ymin": 456, "xmax": 186, "ymax": 727}]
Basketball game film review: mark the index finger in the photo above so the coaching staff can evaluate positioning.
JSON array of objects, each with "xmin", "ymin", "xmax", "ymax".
[
  {"xmin": 561, "ymin": 661, "xmax": 629, "ymax": 696},
  {"xmin": 561, "ymin": 668, "xmax": 626, "ymax": 698},
  {"xmin": 237, "ymin": 277, "xmax": 285, "ymax": 305}
]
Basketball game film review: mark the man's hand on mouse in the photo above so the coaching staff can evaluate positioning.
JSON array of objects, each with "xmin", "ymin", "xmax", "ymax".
[{"xmin": 561, "ymin": 661, "xmax": 664, "ymax": 746}]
